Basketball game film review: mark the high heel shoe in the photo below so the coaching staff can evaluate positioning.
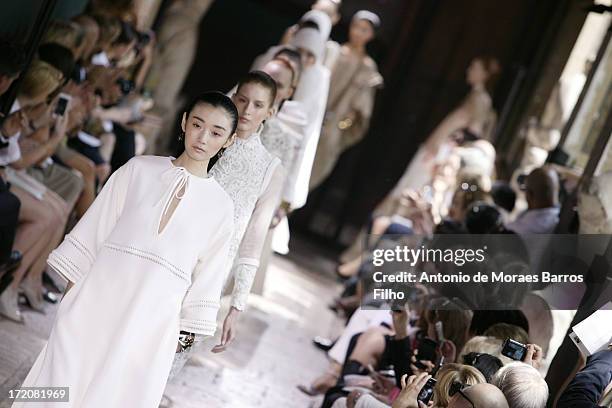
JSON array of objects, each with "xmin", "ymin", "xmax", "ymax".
[
  {"xmin": 0, "ymin": 287, "xmax": 24, "ymax": 323},
  {"xmin": 20, "ymin": 282, "xmax": 46, "ymax": 313}
]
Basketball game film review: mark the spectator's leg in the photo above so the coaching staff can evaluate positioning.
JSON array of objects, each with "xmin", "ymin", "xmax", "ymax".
[
  {"xmin": 62, "ymin": 152, "xmax": 95, "ymax": 217},
  {"xmin": 21, "ymin": 190, "xmax": 69, "ymax": 299},
  {"xmin": 0, "ymin": 187, "xmax": 55, "ymax": 319},
  {"xmin": 346, "ymin": 325, "xmax": 393, "ymax": 370},
  {"xmin": 95, "ymin": 163, "xmax": 111, "ymax": 186}
]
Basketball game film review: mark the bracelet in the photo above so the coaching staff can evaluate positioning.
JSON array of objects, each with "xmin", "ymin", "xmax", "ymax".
[{"xmin": 177, "ymin": 331, "xmax": 196, "ymax": 353}]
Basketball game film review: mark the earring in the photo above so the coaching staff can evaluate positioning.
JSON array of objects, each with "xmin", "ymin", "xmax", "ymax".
[
  {"xmin": 178, "ymin": 132, "xmax": 184, "ymax": 141},
  {"xmin": 218, "ymin": 148, "xmax": 225, "ymax": 158}
]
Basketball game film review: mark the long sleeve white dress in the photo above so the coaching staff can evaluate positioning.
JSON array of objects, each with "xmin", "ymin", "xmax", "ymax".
[
  {"xmin": 13, "ymin": 156, "xmax": 234, "ymax": 408},
  {"xmin": 210, "ymin": 132, "xmax": 284, "ymax": 311}
]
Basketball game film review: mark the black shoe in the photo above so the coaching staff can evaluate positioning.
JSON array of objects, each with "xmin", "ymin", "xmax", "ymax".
[
  {"xmin": 43, "ymin": 290, "xmax": 60, "ymax": 304},
  {"xmin": 43, "ymin": 271, "xmax": 63, "ymax": 293},
  {"xmin": 313, "ymin": 336, "xmax": 335, "ymax": 352}
]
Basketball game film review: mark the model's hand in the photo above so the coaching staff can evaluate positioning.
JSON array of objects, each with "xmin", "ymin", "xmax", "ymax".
[
  {"xmin": 270, "ymin": 206, "xmax": 286, "ymax": 228},
  {"xmin": 211, "ymin": 306, "xmax": 239, "ymax": 353}
]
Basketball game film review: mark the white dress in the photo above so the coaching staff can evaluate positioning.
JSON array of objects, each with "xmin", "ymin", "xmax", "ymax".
[
  {"xmin": 210, "ymin": 132, "xmax": 284, "ymax": 310},
  {"xmin": 14, "ymin": 156, "xmax": 234, "ymax": 408}
]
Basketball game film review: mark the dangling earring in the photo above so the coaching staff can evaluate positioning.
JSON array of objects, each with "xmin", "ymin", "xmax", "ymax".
[
  {"xmin": 218, "ymin": 147, "xmax": 225, "ymax": 158},
  {"xmin": 178, "ymin": 131, "xmax": 185, "ymax": 142}
]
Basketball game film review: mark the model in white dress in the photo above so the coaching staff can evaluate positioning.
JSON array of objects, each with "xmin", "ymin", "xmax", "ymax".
[
  {"xmin": 14, "ymin": 92, "xmax": 239, "ymax": 408},
  {"xmin": 14, "ymin": 156, "xmax": 234, "ymax": 408}
]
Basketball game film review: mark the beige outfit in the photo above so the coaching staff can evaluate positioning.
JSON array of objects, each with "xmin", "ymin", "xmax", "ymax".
[{"xmin": 309, "ymin": 47, "xmax": 383, "ymax": 190}]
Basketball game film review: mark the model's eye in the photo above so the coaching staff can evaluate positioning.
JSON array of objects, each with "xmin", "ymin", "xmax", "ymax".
[
  {"xmin": 213, "ymin": 132, "xmax": 221, "ymax": 137},
  {"xmin": 255, "ymin": 102, "xmax": 263, "ymax": 109},
  {"xmin": 193, "ymin": 123, "xmax": 201, "ymax": 129}
]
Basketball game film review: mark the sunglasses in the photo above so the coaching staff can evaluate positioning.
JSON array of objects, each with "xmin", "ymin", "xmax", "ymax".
[{"xmin": 449, "ymin": 381, "xmax": 476, "ymax": 408}]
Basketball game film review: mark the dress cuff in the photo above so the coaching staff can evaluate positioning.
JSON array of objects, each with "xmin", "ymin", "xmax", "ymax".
[{"xmin": 230, "ymin": 263, "xmax": 257, "ymax": 311}]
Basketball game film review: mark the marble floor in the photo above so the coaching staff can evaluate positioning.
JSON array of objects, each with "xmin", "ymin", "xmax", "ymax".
[{"xmin": 0, "ymin": 243, "xmax": 343, "ymax": 408}]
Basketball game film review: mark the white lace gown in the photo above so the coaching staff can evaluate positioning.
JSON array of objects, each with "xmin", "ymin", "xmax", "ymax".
[
  {"xmin": 210, "ymin": 132, "xmax": 283, "ymax": 310},
  {"xmin": 13, "ymin": 156, "xmax": 234, "ymax": 408}
]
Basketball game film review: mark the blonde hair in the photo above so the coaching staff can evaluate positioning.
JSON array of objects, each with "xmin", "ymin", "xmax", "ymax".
[
  {"xmin": 459, "ymin": 335, "xmax": 512, "ymax": 365},
  {"xmin": 18, "ymin": 60, "xmax": 62, "ymax": 102},
  {"xmin": 433, "ymin": 363, "xmax": 485, "ymax": 407}
]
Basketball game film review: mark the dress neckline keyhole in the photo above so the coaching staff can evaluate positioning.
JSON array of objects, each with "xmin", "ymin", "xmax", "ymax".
[{"xmin": 157, "ymin": 182, "xmax": 187, "ymax": 236}]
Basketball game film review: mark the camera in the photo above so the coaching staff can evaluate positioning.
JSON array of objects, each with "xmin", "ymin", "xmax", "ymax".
[
  {"xmin": 54, "ymin": 93, "xmax": 72, "ymax": 117},
  {"xmin": 501, "ymin": 338, "xmax": 527, "ymax": 361},
  {"xmin": 417, "ymin": 377, "xmax": 437, "ymax": 404}
]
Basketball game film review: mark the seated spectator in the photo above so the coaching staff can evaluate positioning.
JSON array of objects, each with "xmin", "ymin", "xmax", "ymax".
[
  {"xmin": 492, "ymin": 362, "xmax": 549, "ymax": 408},
  {"xmin": 15, "ymin": 60, "xmax": 84, "ymax": 213},
  {"xmin": 507, "ymin": 166, "xmax": 560, "ymax": 234},
  {"xmin": 0, "ymin": 61, "xmax": 72, "ymax": 321}
]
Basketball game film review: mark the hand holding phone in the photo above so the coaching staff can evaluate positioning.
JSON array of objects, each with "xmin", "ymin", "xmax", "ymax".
[{"xmin": 54, "ymin": 93, "xmax": 72, "ymax": 117}]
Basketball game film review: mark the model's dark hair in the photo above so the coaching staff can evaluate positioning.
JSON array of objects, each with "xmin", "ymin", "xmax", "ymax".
[
  {"xmin": 236, "ymin": 70, "xmax": 277, "ymax": 108},
  {"xmin": 273, "ymin": 46, "xmax": 303, "ymax": 86},
  {"xmin": 185, "ymin": 91, "xmax": 239, "ymax": 136},
  {"xmin": 0, "ymin": 38, "xmax": 27, "ymax": 77},
  {"xmin": 37, "ymin": 43, "xmax": 75, "ymax": 81},
  {"xmin": 298, "ymin": 20, "xmax": 320, "ymax": 31}
]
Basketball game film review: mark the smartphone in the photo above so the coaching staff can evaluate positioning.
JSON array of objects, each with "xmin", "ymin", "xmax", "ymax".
[
  {"xmin": 415, "ymin": 338, "xmax": 438, "ymax": 369},
  {"xmin": 501, "ymin": 338, "xmax": 527, "ymax": 361},
  {"xmin": 417, "ymin": 377, "xmax": 437, "ymax": 404},
  {"xmin": 54, "ymin": 93, "xmax": 72, "ymax": 116}
]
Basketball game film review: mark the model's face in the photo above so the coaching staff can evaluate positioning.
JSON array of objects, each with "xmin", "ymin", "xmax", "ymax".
[
  {"xmin": 181, "ymin": 103, "xmax": 234, "ymax": 162},
  {"xmin": 349, "ymin": 19, "xmax": 375, "ymax": 47},
  {"xmin": 262, "ymin": 60, "xmax": 294, "ymax": 107},
  {"xmin": 232, "ymin": 83, "xmax": 274, "ymax": 134},
  {"xmin": 296, "ymin": 46, "xmax": 316, "ymax": 67},
  {"xmin": 467, "ymin": 59, "xmax": 488, "ymax": 86}
]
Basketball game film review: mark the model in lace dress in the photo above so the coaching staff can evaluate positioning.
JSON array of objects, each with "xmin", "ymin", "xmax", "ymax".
[
  {"xmin": 13, "ymin": 92, "xmax": 238, "ymax": 408},
  {"xmin": 208, "ymin": 71, "xmax": 284, "ymax": 343}
]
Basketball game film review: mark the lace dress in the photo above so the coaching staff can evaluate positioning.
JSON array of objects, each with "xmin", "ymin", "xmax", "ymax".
[
  {"xmin": 14, "ymin": 156, "xmax": 234, "ymax": 408},
  {"xmin": 209, "ymin": 132, "xmax": 284, "ymax": 311}
]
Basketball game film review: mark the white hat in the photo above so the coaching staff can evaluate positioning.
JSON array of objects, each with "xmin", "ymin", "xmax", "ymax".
[
  {"xmin": 353, "ymin": 10, "xmax": 381, "ymax": 28},
  {"xmin": 290, "ymin": 27, "xmax": 326, "ymax": 63},
  {"xmin": 299, "ymin": 9, "xmax": 332, "ymax": 40}
]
